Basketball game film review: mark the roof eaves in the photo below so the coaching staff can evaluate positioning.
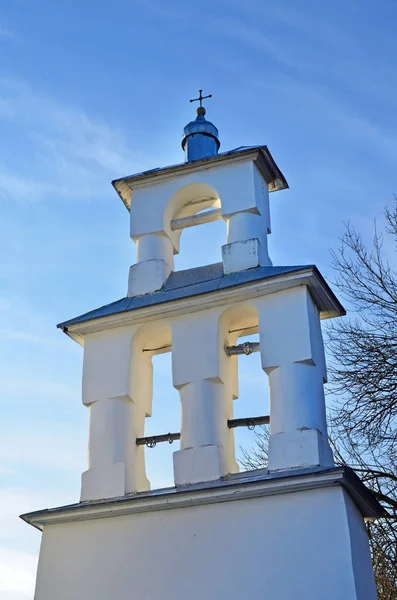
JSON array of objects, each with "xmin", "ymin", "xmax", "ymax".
[
  {"xmin": 111, "ymin": 145, "xmax": 288, "ymax": 212},
  {"xmin": 57, "ymin": 264, "xmax": 344, "ymax": 338}
]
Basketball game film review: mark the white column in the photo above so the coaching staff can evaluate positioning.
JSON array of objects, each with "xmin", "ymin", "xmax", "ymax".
[
  {"xmin": 82, "ymin": 395, "xmax": 147, "ymax": 501},
  {"xmin": 171, "ymin": 310, "xmax": 238, "ymax": 485},
  {"xmin": 80, "ymin": 328, "xmax": 149, "ymax": 501},
  {"xmin": 128, "ymin": 233, "xmax": 174, "ymax": 297},
  {"xmin": 222, "ymin": 210, "xmax": 271, "ymax": 274},
  {"xmin": 255, "ymin": 286, "xmax": 334, "ymax": 472},
  {"xmin": 221, "ymin": 164, "xmax": 272, "ymax": 274},
  {"xmin": 268, "ymin": 363, "xmax": 327, "ymax": 434}
]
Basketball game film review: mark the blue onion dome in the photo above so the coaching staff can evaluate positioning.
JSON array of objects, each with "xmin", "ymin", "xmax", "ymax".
[{"xmin": 182, "ymin": 106, "xmax": 220, "ymax": 162}]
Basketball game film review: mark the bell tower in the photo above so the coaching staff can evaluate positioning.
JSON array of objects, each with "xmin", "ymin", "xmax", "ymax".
[{"xmin": 22, "ymin": 93, "xmax": 384, "ymax": 600}]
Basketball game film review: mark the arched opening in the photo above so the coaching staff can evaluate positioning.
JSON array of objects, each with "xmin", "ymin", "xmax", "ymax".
[
  {"xmin": 164, "ymin": 182, "xmax": 226, "ymax": 272},
  {"xmin": 220, "ymin": 304, "xmax": 270, "ymax": 472},
  {"xmin": 130, "ymin": 322, "xmax": 179, "ymax": 490},
  {"xmin": 174, "ymin": 218, "xmax": 225, "ymax": 271},
  {"xmin": 234, "ymin": 331, "xmax": 269, "ymax": 470},
  {"xmin": 145, "ymin": 350, "xmax": 180, "ymax": 489}
]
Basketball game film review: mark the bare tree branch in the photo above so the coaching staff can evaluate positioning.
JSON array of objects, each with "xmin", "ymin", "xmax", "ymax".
[{"xmin": 241, "ymin": 199, "xmax": 397, "ymax": 599}]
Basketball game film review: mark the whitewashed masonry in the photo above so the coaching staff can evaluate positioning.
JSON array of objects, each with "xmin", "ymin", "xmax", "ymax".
[{"xmin": 24, "ymin": 99, "xmax": 382, "ymax": 600}]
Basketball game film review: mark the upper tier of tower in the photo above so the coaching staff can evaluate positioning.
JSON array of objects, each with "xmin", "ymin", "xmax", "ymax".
[{"xmin": 110, "ymin": 94, "xmax": 291, "ymax": 298}]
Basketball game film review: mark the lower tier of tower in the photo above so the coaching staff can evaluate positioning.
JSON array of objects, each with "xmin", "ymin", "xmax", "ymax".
[{"xmin": 22, "ymin": 466, "xmax": 383, "ymax": 600}]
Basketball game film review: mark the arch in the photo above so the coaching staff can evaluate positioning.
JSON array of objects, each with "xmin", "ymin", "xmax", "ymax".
[
  {"xmin": 219, "ymin": 303, "xmax": 259, "ymax": 343},
  {"xmin": 130, "ymin": 321, "xmax": 172, "ymax": 418},
  {"xmin": 219, "ymin": 303, "xmax": 259, "ymax": 400},
  {"xmin": 163, "ymin": 182, "xmax": 222, "ymax": 254},
  {"xmin": 219, "ymin": 302, "xmax": 269, "ymax": 472},
  {"xmin": 129, "ymin": 321, "xmax": 174, "ymax": 488}
]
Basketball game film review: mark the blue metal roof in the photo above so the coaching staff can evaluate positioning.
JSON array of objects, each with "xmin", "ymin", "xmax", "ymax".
[
  {"xmin": 182, "ymin": 108, "xmax": 220, "ymax": 162},
  {"xmin": 57, "ymin": 263, "xmax": 320, "ymax": 330}
]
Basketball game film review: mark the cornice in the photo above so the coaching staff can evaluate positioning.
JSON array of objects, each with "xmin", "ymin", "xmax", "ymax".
[
  {"xmin": 20, "ymin": 466, "xmax": 385, "ymax": 532},
  {"xmin": 112, "ymin": 146, "xmax": 288, "ymax": 211},
  {"xmin": 62, "ymin": 268, "xmax": 344, "ymax": 343}
]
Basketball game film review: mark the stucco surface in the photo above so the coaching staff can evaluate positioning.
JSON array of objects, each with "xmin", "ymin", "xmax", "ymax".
[{"xmin": 33, "ymin": 486, "xmax": 376, "ymax": 600}]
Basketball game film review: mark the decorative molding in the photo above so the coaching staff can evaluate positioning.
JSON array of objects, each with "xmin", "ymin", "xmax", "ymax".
[
  {"xmin": 20, "ymin": 466, "xmax": 385, "ymax": 532},
  {"xmin": 112, "ymin": 146, "xmax": 288, "ymax": 211},
  {"xmin": 64, "ymin": 268, "xmax": 343, "ymax": 341}
]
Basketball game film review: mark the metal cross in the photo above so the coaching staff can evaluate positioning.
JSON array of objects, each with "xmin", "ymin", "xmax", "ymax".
[{"xmin": 190, "ymin": 89, "xmax": 212, "ymax": 107}]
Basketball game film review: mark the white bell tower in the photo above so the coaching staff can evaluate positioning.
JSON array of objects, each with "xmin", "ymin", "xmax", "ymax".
[{"xmin": 22, "ymin": 92, "xmax": 384, "ymax": 600}]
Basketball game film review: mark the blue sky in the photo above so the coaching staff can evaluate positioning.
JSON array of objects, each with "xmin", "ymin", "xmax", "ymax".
[{"xmin": 1, "ymin": 0, "xmax": 397, "ymax": 597}]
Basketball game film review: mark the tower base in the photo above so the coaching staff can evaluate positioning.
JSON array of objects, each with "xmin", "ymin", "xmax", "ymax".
[{"xmin": 22, "ymin": 467, "xmax": 384, "ymax": 600}]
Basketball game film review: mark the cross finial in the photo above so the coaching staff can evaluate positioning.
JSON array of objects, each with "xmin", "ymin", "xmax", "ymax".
[{"xmin": 190, "ymin": 89, "xmax": 212, "ymax": 108}]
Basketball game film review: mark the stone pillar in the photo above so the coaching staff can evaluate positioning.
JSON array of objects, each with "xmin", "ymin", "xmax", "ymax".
[
  {"xmin": 80, "ymin": 328, "xmax": 149, "ymax": 501},
  {"xmin": 255, "ymin": 286, "xmax": 334, "ymax": 472},
  {"xmin": 171, "ymin": 309, "xmax": 238, "ymax": 485},
  {"xmin": 82, "ymin": 395, "xmax": 147, "ymax": 501},
  {"xmin": 128, "ymin": 233, "xmax": 174, "ymax": 297},
  {"xmin": 221, "ymin": 165, "xmax": 272, "ymax": 274},
  {"xmin": 222, "ymin": 210, "xmax": 271, "ymax": 274}
]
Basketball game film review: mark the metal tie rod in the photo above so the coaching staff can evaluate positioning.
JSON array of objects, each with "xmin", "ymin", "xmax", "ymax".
[
  {"xmin": 228, "ymin": 415, "xmax": 269, "ymax": 429},
  {"xmin": 225, "ymin": 342, "xmax": 260, "ymax": 356},
  {"xmin": 136, "ymin": 432, "xmax": 181, "ymax": 448},
  {"xmin": 171, "ymin": 208, "xmax": 222, "ymax": 231},
  {"xmin": 142, "ymin": 340, "xmax": 260, "ymax": 356},
  {"xmin": 136, "ymin": 415, "xmax": 270, "ymax": 447}
]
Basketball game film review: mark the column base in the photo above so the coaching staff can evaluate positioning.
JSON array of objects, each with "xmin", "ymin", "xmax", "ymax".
[
  {"xmin": 268, "ymin": 429, "xmax": 334, "ymax": 472},
  {"xmin": 173, "ymin": 445, "xmax": 229, "ymax": 486},
  {"xmin": 81, "ymin": 463, "xmax": 150, "ymax": 502},
  {"xmin": 222, "ymin": 238, "xmax": 271, "ymax": 274},
  {"xmin": 127, "ymin": 259, "xmax": 171, "ymax": 297}
]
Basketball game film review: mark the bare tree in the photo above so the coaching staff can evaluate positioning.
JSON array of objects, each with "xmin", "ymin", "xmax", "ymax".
[
  {"xmin": 239, "ymin": 425, "xmax": 269, "ymax": 471},
  {"xmin": 328, "ymin": 203, "xmax": 397, "ymax": 599},
  {"xmin": 240, "ymin": 201, "xmax": 397, "ymax": 598}
]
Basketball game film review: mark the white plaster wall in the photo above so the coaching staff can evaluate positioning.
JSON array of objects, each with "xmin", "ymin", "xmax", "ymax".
[
  {"xmin": 82, "ymin": 327, "xmax": 137, "ymax": 405},
  {"xmin": 79, "ymin": 286, "xmax": 334, "ymax": 496},
  {"xmin": 171, "ymin": 307, "xmax": 239, "ymax": 483},
  {"xmin": 345, "ymin": 493, "xmax": 379, "ymax": 599},
  {"xmin": 81, "ymin": 323, "xmax": 173, "ymax": 500},
  {"xmin": 33, "ymin": 486, "xmax": 376, "ymax": 600},
  {"xmin": 253, "ymin": 287, "xmax": 333, "ymax": 470},
  {"xmin": 127, "ymin": 158, "xmax": 273, "ymax": 292},
  {"xmin": 253, "ymin": 162, "xmax": 271, "ymax": 233},
  {"xmin": 130, "ymin": 160, "xmax": 260, "ymax": 241}
]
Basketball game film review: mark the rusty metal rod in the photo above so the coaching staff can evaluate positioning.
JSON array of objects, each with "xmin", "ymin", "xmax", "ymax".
[
  {"xmin": 136, "ymin": 415, "xmax": 270, "ymax": 447},
  {"xmin": 171, "ymin": 208, "xmax": 222, "ymax": 231},
  {"xmin": 227, "ymin": 415, "xmax": 270, "ymax": 429},
  {"xmin": 225, "ymin": 342, "xmax": 260, "ymax": 356},
  {"xmin": 136, "ymin": 432, "xmax": 181, "ymax": 447},
  {"xmin": 142, "ymin": 338, "xmax": 260, "ymax": 355}
]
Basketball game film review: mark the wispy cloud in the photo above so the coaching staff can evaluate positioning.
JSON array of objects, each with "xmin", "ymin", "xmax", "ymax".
[
  {"xmin": 214, "ymin": 49, "xmax": 397, "ymax": 169},
  {"xmin": 209, "ymin": 17, "xmax": 312, "ymax": 74},
  {"xmin": 0, "ymin": 25, "xmax": 15, "ymax": 40},
  {"xmin": 0, "ymin": 165, "xmax": 58, "ymax": 202},
  {"xmin": 242, "ymin": 1, "xmax": 353, "ymax": 48},
  {"xmin": 0, "ymin": 77, "xmax": 142, "ymax": 203},
  {"xmin": 0, "ymin": 294, "xmax": 64, "ymax": 347},
  {"xmin": 0, "ymin": 423, "xmax": 86, "ymax": 472},
  {"xmin": 0, "ymin": 488, "xmax": 74, "ymax": 599},
  {"xmin": 268, "ymin": 77, "xmax": 397, "ymax": 165},
  {"xmin": 0, "ymin": 546, "xmax": 36, "ymax": 597}
]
